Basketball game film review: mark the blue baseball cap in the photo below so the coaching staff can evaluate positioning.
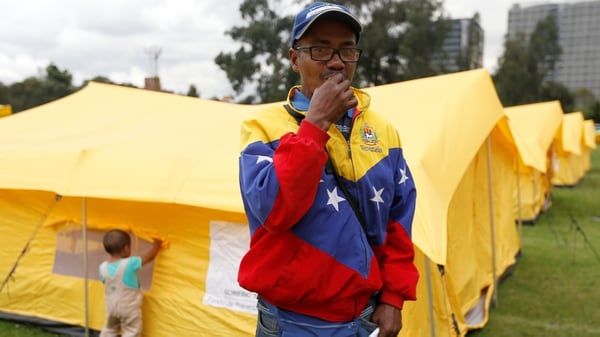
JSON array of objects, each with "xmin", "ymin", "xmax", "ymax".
[{"xmin": 290, "ymin": 2, "xmax": 362, "ymax": 47}]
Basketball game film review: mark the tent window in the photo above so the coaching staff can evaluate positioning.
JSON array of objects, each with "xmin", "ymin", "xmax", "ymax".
[
  {"xmin": 53, "ymin": 228, "xmax": 155, "ymax": 290},
  {"xmin": 203, "ymin": 220, "xmax": 257, "ymax": 314}
]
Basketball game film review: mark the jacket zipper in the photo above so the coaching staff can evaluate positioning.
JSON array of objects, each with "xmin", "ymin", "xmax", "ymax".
[{"xmin": 346, "ymin": 113, "xmax": 369, "ymax": 276}]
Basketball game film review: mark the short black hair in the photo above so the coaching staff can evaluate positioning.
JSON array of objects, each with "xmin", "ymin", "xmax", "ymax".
[{"xmin": 103, "ymin": 229, "xmax": 131, "ymax": 255}]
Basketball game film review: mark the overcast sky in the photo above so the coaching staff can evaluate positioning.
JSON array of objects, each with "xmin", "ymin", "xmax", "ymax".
[{"xmin": 0, "ymin": 0, "xmax": 549, "ymax": 99}]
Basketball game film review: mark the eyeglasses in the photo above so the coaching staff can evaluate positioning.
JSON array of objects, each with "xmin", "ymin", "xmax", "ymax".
[{"xmin": 294, "ymin": 46, "xmax": 362, "ymax": 63}]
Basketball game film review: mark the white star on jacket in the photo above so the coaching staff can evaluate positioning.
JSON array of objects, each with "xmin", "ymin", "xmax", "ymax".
[
  {"xmin": 327, "ymin": 187, "xmax": 346, "ymax": 211},
  {"xmin": 256, "ymin": 155, "xmax": 273, "ymax": 164},
  {"xmin": 370, "ymin": 186, "xmax": 385, "ymax": 211},
  {"xmin": 399, "ymin": 166, "xmax": 409, "ymax": 185}
]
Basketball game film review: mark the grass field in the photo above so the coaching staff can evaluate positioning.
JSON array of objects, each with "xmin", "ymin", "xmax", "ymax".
[
  {"xmin": 0, "ymin": 149, "xmax": 598, "ymax": 337},
  {"xmin": 0, "ymin": 320, "xmax": 65, "ymax": 337},
  {"xmin": 470, "ymin": 147, "xmax": 600, "ymax": 337}
]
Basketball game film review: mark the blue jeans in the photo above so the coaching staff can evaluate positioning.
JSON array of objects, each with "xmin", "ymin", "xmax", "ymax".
[{"xmin": 255, "ymin": 297, "xmax": 378, "ymax": 337}]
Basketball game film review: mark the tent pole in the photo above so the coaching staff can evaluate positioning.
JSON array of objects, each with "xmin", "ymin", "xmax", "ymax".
[
  {"xmin": 569, "ymin": 153, "xmax": 576, "ymax": 185},
  {"xmin": 424, "ymin": 255, "xmax": 436, "ymax": 337},
  {"xmin": 82, "ymin": 198, "xmax": 90, "ymax": 337},
  {"xmin": 515, "ymin": 157, "xmax": 523, "ymax": 242},
  {"xmin": 532, "ymin": 171, "xmax": 538, "ymax": 219},
  {"xmin": 486, "ymin": 137, "xmax": 498, "ymax": 307}
]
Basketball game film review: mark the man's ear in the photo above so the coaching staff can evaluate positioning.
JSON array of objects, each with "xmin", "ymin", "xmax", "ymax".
[{"xmin": 290, "ymin": 48, "xmax": 300, "ymax": 73}]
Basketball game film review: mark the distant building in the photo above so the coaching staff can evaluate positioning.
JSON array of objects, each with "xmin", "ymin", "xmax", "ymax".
[
  {"xmin": 144, "ymin": 77, "xmax": 162, "ymax": 91},
  {"xmin": 220, "ymin": 95, "xmax": 234, "ymax": 103},
  {"xmin": 435, "ymin": 18, "xmax": 484, "ymax": 73},
  {"xmin": 508, "ymin": 0, "xmax": 600, "ymax": 98}
]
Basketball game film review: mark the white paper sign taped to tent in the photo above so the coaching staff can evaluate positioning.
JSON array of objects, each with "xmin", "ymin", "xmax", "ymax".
[{"xmin": 203, "ymin": 220, "xmax": 258, "ymax": 314}]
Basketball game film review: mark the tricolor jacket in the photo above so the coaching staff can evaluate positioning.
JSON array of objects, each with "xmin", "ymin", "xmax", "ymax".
[{"xmin": 238, "ymin": 86, "xmax": 418, "ymax": 322}]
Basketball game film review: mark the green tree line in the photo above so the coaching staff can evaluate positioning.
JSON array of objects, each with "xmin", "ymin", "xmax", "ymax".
[
  {"xmin": 0, "ymin": 65, "xmax": 201, "ymax": 113},
  {"xmin": 1, "ymin": 0, "xmax": 599, "ymax": 123}
]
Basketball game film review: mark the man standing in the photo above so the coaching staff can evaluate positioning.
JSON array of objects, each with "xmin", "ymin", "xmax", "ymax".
[{"xmin": 238, "ymin": 2, "xmax": 419, "ymax": 336}]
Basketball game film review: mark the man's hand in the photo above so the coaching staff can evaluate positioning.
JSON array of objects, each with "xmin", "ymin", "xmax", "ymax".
[
  {"xmin": 305, "ymin": 73, "xmax": 357, "ymax": 130},
  {"xmin": 371, "ymin": 303, "xmax": 402, "ymax": 337}
]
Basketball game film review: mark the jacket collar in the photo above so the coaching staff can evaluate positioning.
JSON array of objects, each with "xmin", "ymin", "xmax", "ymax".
[{"xmin": 285, "ymin": 85, "xmax": 371, "ymax": 117}]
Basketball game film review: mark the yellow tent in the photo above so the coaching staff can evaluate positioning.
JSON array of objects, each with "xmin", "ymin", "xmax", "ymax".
[
  {"xmin": 504, "ymin": 101, "xmax": 564, "ymax": 223},
  {"xmin": 551, "ymin": 112, "xmax": 585, "ymax": 186},
  {"xmin": 0, "ymin": 104, "xmax": 12, "ymax": 118},
  {"xmin": 0, "ymin": 72, "xmax": 521, "ymax": 337},
  {"xmin": 582, "ymin": 119, "xmax": 598, "ymax": 172},
  {"xmin": 364, "ymin": 69, "xmax": 521, "ymax": 336},
  {"xmin": 0, "ymin": 83, "xmax": 263, "ymax": 336}
]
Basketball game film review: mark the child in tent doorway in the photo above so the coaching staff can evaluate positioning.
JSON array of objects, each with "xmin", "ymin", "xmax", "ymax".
[{"xmin": 99, "ymin": 229, "xmax": 162, "ymax": 337}]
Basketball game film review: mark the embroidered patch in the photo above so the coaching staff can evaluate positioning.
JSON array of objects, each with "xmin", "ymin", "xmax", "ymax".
[
  {"xmin": 360, "ymin": 123, "xmax": 378, "ymax": 146},
  {"xmin": 360, "ymin": 123, "xmax": 383, "ymax": 153}
]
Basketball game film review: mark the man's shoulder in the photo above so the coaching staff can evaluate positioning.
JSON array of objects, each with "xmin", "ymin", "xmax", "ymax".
[{"xmin": 242, "ymin": 103, "xmax": 297, "ymax": 141}]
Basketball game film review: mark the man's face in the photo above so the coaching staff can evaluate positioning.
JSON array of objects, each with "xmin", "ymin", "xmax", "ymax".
[{"xmin": 290, "ymin": 19, "xmax": 358, "ymax": 99}]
